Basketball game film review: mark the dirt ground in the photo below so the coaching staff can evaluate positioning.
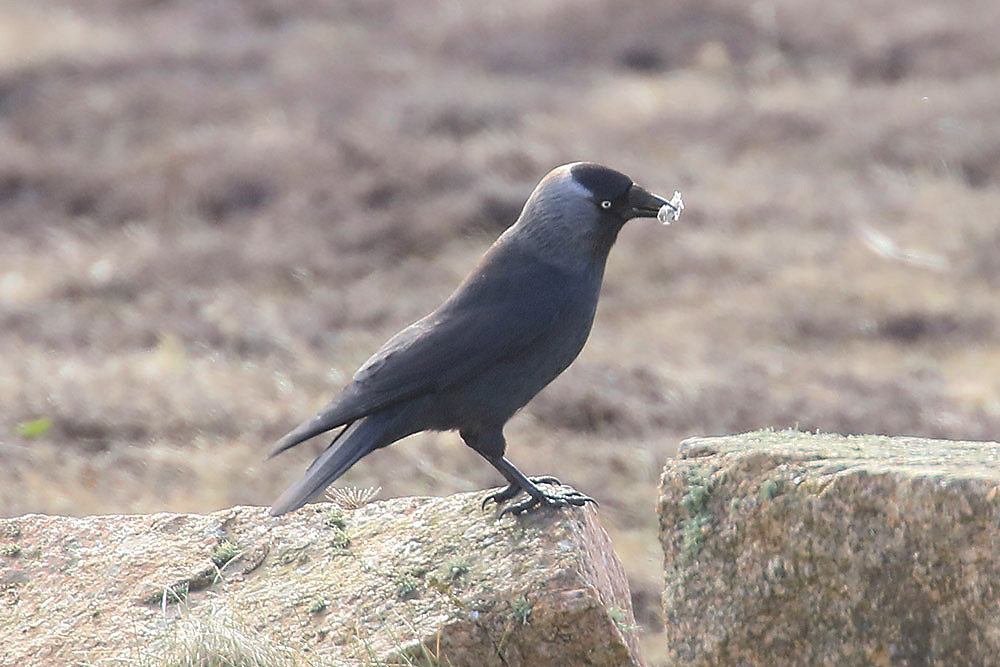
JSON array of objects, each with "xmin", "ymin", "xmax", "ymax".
[{"xmin": 1, "ymin": 1, "xmax": 999, "ymax": 662}]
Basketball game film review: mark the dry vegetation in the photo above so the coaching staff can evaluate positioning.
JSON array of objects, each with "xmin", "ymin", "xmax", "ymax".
[{"xmin": 1, "ymin": 0, "xmax": 999, "ymax": 662}]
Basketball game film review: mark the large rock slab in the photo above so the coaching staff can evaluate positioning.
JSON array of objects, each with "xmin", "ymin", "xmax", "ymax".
[
  {"xmin": 0, "ymin": 492, "xmax": 642, "ymax": 666},
  {"xmin": 658, "ymin": 430, "xmax": 1000, "ymax": 667}
]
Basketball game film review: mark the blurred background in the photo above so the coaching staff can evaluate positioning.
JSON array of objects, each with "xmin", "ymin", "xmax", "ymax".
[{"xmin": 1, "ymin": 0, "xmax": 998, "ymax": 661}]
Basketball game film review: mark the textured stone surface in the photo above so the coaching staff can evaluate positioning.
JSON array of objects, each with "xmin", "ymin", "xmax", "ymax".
[
  {"xmin": 0, "ymin": 492, "xmax": 642, "ymax": 666},
  {"xmin": 657, "ymin": 430, "xmax": 1000, "ymax": 667}
]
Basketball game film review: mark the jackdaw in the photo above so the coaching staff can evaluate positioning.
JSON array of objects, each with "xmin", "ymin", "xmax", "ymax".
[{"xmin": 268, "ymin": 162, "xmax": 680, "ymax": 517}]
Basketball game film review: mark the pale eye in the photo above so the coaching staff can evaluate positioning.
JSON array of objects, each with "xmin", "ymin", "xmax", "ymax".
[{"xmin": 600, "ymin": 200, "xmax": 612, "ymax": 209}]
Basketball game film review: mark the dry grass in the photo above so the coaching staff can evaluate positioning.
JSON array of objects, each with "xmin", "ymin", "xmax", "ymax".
[
  {"xmin": 2, "ymin": 1, "xmax": 999, "ymax": 663},
  {"xmin": 123, "ymin": 601, "xmax": 315, "ymax": 667}
]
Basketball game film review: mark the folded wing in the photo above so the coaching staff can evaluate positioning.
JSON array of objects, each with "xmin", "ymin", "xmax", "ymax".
[{"xmin": 268, "ymin": 247, "xmax": 572, "ymax": 457}]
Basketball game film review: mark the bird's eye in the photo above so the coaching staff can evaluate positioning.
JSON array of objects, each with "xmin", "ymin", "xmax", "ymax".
[{"xmin": 600, "ymin": 200, "xmax": 612, "ymax": 209}]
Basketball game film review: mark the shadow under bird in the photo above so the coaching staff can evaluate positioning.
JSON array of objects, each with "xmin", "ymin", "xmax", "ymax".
[{"xmin": 267, "ymin": 162, "xmax": 682, "ymax": 517}]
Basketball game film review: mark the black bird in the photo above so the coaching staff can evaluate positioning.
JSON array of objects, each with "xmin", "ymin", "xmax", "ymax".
[{"xmin": 268, "ymin": 162, "xmax": 679, "ymax": 517}]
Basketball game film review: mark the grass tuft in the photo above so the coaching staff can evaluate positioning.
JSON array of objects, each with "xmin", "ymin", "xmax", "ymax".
[
  {"xmin": 330, "ymin": 527, "xmax": 351, "ymax": 550},
  {"xmin": 510, "ymin": 595, "xmax": 532, "ymax": 626},
  {"xmin": 210, "ymin": 540, "xmax": 240, "ymax": 568},
  {"xmin": 150, "ymin": 603, "xmax": 313, "ymax": 667},
  {"xmin": 15, "ymin": 417, "xmax": 52, "ymax": 439},
  {"xmin": 326, "ymin": 486, "xmax": 382, "ymax": 510},
  {"xmin": 444, "ymin": 556, "xmax": 469, "ymax": 580},
  {"xmin": 323, "ymin": 507, "xmax": 347, "ymax": 529},
  {"xmin": 607, "ymin": 606, "xmax": 638, "ymax": 634}
]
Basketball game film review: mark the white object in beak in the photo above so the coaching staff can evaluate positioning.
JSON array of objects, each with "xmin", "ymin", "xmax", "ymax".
[{"xmin": 658, "ymin": 191, "xmax": 684, "ymax": 225}]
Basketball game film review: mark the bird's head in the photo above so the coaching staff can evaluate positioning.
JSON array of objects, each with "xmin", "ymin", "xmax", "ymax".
[
  {"xmin": 508, "ymin": 162, "xmax": 679, "ymax": 268},
  {"xmin": 564, "ymin": 162, "xmax": 678, "ymax": 223}
]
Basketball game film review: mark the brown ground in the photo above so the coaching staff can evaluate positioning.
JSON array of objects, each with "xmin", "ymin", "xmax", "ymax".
[{"xmin": 1, "ymin": 1, "xmax": 998, "ymax": 662}]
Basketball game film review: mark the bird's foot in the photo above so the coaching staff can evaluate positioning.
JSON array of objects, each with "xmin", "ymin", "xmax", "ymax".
[
  {"xmin": 498, "ymin": 482, "xmax": 596, "ymax": 518},
  {"xmin": 481, "ymin": 476, "xmax": 561, "ymax": 510}
]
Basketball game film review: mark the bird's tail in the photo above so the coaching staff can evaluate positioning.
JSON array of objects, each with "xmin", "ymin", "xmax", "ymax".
[
  {"xmin": 269, "ymin": 404, "xmax": 418, "ymax": 516},
  {"xmin": 267, "ymin": 408, "xmax": 349, "ymax": 460}
]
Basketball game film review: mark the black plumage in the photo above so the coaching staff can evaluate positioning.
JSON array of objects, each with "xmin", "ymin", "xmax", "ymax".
[{"xmin": 268, "ymin": 162, "xmax": 676, "ymax": 516}]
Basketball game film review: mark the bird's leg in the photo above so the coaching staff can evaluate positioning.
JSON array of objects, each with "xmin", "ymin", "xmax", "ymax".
[
  {"xmin": 461, "ymin": 429, "xmax": 581, "ymax": 513},
  {"xmin": 484, "ymin": 456, "xmax": 596, "ymax": 517}
]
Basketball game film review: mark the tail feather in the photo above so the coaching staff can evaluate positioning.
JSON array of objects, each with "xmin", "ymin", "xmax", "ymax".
[
  {"xmin": 267, "ymin": 409, "xmax": 350, "ymax": 460},
  {"xmin": 269, "ymin": 402, "xmax": 420, "ymax": 516},
  {"xmin": 269, "ymin": 421, "xmax": 369, "ymax": 516}
]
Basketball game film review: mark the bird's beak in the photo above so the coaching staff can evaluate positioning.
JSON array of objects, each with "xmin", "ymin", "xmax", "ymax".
[{"xmin": 627, "ymin": 185, "xmax": 683, "ymax": 224}]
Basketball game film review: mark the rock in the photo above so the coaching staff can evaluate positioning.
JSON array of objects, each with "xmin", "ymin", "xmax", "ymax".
[
  {"xmin": 657, "ymin": 430, "xmax": 1000, "ymax": 666},
  {"xmin": 0, "ymin": 491, "xmax": 643, "ymax": 666}
]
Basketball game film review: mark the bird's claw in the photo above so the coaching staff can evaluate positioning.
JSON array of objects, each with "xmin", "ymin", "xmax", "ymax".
[
  {"xmin": 482, "ymin": 485, "xmax": 518, "ymax": 510},
  {"xmin": 481, "ymin": 476, "xmax": 562, "ymax": 509},
  {"xmin": 496, "ymin": 484, "xmax": 596, "ymax": 518}
]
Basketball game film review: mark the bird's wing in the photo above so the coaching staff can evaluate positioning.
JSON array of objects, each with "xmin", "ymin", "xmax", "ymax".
[
  {"xmin": 268, "ymin": 248, "xmax": 576, "ymax": 458},
  {"xmin": 354, "ymin": 252, "xmax": 575, "ymax": 412}
]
